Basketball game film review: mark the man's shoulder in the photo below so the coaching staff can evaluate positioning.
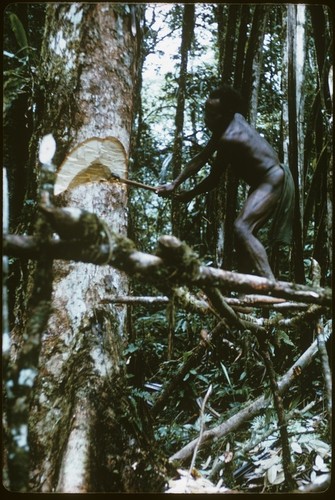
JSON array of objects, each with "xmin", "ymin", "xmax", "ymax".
[{"xmin": 221, "ymin": 114, "xmax": 249, "ymax": 143}]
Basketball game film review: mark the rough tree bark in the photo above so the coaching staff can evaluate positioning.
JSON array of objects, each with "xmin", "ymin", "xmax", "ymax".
[
  {"xmin": 31, "ymin": 4, "xmax": 133, "ymax": 492},
  {"xmin": 5, "ymin": 3, "xmax": 165, "ymax": 493}
]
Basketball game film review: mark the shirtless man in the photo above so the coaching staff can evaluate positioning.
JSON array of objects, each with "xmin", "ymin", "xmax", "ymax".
[{"xmin": 155, "ymin": 85, "xmax": 295, "ymax": 280}]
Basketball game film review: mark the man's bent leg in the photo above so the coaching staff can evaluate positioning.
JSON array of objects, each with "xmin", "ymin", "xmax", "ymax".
[
  {"xmin": 233, "ymin": 176, "xmax": 283, "ymax": 280},
  {"xmin": 234, "ymin": 219, "xmax": 275, "ymax": 280}
]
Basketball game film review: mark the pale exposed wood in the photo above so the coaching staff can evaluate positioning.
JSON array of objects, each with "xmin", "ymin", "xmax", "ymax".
[{"xmin": 54, "ymin": 136, "xmax": 127, "ymax": 195}]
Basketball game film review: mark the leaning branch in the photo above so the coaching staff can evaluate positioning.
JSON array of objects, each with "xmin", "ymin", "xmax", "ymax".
[{"xmin": 169, "ymin": 337, "xmax": 321, "ymax": 463}]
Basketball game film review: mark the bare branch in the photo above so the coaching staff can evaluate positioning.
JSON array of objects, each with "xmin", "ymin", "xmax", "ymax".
[
  {"xmin": 106, "ymin": 294, "xmax": 310, "ymax": 311},
  {"xmin": 103, "ymin": 296, "xmax": 169, "ymax": 305},
  {"xmin": 188, "ymin": 384, "xmax": 212, "ymax": 478}
]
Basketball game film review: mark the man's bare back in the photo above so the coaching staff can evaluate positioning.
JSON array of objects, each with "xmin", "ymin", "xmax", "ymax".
[
  {"xmin": 218, "ymin": 113, "xmax": 281, "ymax": 187},
  {"xmin": 155, "ymin": 85, "xmax": 295, "ymax": 280}
]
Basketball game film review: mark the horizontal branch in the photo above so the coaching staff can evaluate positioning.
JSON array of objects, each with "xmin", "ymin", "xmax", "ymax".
[
  {"xmin": 105, "ymin": 294, "xmax": 309, "ymax": 311},
  {"xmin": 197, "ymin": 266, "xmax": 331, "ymax": 307},
  {"xmin": 103, "ymin": 296, "xmax": 169, "ymax": 305},
  {"xmin": 226, "ymin": 295, "xmax": 309, "ymax": 311},
  {"xmin": 3, "ymin": 210, "xmax": 332, "ymax": 307},
  {"xmin": 103, "ymin": 287, "xmax": 217, "ymax": 318}
]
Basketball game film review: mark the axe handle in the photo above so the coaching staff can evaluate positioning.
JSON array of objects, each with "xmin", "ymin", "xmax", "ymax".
[{"xmin": 111, "ymin": 174, "xmax": 157, "ymax": 192}]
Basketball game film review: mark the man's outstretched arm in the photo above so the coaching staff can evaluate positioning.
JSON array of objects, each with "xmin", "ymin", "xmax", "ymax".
[
  {"xmin": 155, "ymin": 134, "xmax": 219, "ymax": 197},
  {"xmin": 176, "ymin": 168, "xmax": 221, "ymax": 202}
]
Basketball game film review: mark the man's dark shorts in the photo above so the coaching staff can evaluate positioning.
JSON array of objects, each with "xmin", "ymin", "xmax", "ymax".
[{"xmin": 268, "ymin": 164, "xmax": 295, "ymax": 246}]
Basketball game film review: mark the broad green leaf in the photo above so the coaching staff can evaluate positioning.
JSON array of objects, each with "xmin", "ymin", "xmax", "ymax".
[
  {"xmin": 220, "ymin": 362, "xmax": 232, "ymax": 388},
  {"xmin": 9, "ymin": 13, "xmax": 28, "ymax": 52},
  {"xmin": 272, "ymin": 471, "xmax": 285, "ymax": 485},
  {"xmin": 277, "ymin": 330, "xmax": 295, "ymax": 346},
  {"xmin": 291, "ymin": 441, "xmax": 302, "ymax": 454},
  {"xmin": 267, "ymin": 464, "xmax": 278, "ymax": 484}
]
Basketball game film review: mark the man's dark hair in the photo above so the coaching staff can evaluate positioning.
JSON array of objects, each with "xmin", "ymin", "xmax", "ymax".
[{"xmin": 209, "ymin": 85, "xmax": 246, "ymax": 117}]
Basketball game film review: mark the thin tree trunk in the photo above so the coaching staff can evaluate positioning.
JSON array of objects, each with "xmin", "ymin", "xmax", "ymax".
[
  {"xmin": 216, "ymin": 5, "xmax": 243, "ymax": 270},
  {"xmin": 215, "ymin": 4, "xmax": 225, "ymax": 77},
  {"xmin": 171, "ymin": 4, "xmax": 195, "ymax": 237},
  {"xmin": 309, "ymin": 5, "xmax": 333, "ymax": 282},
  {"xmin": 222, "ymin": 4, "xmax": 240, "ymax": 85},
  {"xmin": 242, "ymin": 5, "xmax": 268, "ymax": 113},
  {"xmin": 248, "ymin": 10, "xmax": 268, "ymax": 126},
  {"xmin": 233, "ymin": 5, "xmax": 250, "ymax": 91},
  {"xmin": 296, "ymin": 5, "xmax": 306, "ymax": 215},
  {"xmin": 286, "ymin": 4, "xmax": 305, "ymax": 283},
  {"xmin": 309, "ymin": 5, "xmax": 332, "ymax": 115}
]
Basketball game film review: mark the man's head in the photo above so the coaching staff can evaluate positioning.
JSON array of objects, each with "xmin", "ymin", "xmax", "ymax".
[{"xmin": 205, "ymin": 85, "xmax": 246, "ymax": 131}]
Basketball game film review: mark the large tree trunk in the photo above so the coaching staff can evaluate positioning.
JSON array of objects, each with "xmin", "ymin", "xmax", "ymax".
[
  {"xmin": 5, "ymin": 4, "xmax": 165, "ymax": 493},
  {"xmin": 30, "ymin": 4, "xmax": 134, "ymax": 492}
]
